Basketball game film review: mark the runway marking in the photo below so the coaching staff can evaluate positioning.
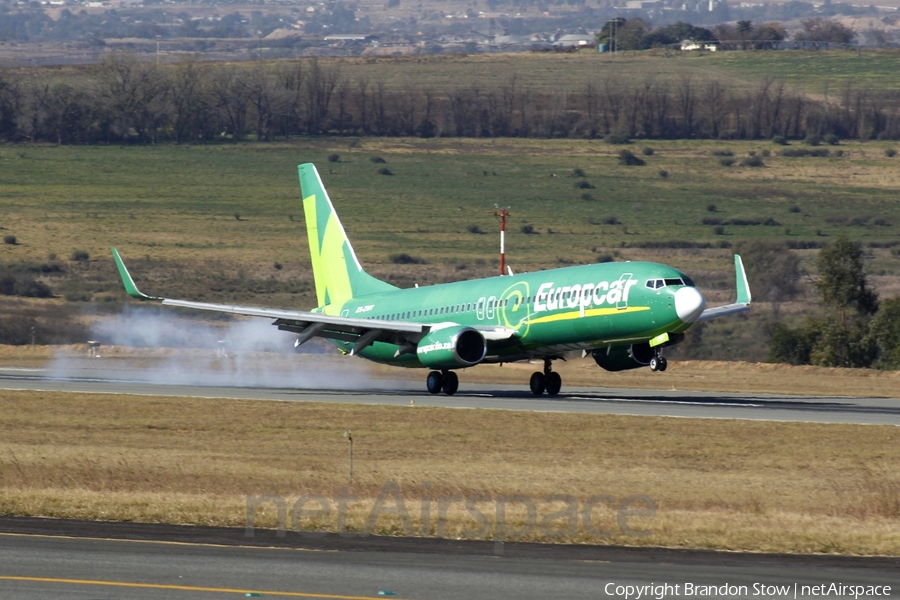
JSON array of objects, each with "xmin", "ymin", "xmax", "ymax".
[{"xmin": 0, "ymin": 575, "xmax": 401, "ymax": 599}]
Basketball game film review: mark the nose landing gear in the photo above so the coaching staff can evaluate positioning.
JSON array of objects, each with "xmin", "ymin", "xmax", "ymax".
[
  {"xmin": 530, "ymin": 358, "xmax": 561, "ymax": 396},
  {"xmin": 649, "ymin": 349, "xmax": 668, "ymax": 372}
]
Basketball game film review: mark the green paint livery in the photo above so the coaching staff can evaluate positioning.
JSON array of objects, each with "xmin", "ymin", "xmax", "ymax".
[{"xmin": 112, "ymin": 163, "xmax": 752, "ymax": 396}]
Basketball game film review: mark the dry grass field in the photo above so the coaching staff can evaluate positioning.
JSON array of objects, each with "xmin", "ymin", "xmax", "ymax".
[{"xmin": 0, "ymin": 382, "xmax": 897, "ymax": 555}]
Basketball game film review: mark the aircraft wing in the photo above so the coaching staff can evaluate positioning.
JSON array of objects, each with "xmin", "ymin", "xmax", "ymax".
[
  {"xmin": 696, "ymin": 254, "xmax": 752, "ymax": 322},
  {"xmin": 112, "ymin": 248, "xmax": 427, "ymax": 355}
]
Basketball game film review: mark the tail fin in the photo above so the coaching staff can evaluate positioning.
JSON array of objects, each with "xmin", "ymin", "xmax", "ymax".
[{"xmin": 299, "ymin": 163, "xmax": 398, "ymax": 308}]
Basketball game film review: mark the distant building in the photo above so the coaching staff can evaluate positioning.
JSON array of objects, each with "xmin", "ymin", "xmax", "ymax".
[
  {"xmin": 680, "ymin": 39, "xmax": 718, "ymax": 50},
  {"xmin": 552, "ymin": 33, "xmax": 594, "ymax": 47}
]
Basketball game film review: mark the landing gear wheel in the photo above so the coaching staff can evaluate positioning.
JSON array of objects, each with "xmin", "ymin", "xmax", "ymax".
[
  {"xmin": 649, "ymin": 356, "xmax": 660, "ymax": 372},
  {"xmin": 658, "ymin": 357, "xmax": 668, "ymax": 372},
  {"xmin": 545, "ymin": 371, "xmax": 562, "ymax": 396},
  {"xmin": 529, "ymin": 372, "xmax": 546, "ymax": 396},
  {"xmin": 426, "ymin": 371, "xmax": 443, "ymax": 394},
  {"xmin": 441, "ymin": 371, "xmax": 459, "ymax": 395}
]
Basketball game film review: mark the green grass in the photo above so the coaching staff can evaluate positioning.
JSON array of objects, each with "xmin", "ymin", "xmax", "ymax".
[
  {"xmin": 251, "ymin": 50, "xmax": 900, "ymax": 97},
  {"xmin": 701, "ymin": 50, "xmax": 900, "ymax": 94},
  {"xmin": 3, "ymin": 137, "xmax": 900, "ymax": 321}
]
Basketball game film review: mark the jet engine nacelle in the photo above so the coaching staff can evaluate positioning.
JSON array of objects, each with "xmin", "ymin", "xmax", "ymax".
[
  {"xmin": 592, "ymin": 334, "xmax": 685, "ymax": 371},
  {"xmin": 592, "ymin": 343, "xmax": 655, "ymax": 372},
  {"xmin": 416, "ymin": 326, "xmax": 487, "ymax": 370}
]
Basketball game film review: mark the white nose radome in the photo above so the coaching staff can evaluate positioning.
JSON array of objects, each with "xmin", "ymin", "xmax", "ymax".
[{"xmin": 675, "ymin": 286, "xmax": 706, "ymax": 323}]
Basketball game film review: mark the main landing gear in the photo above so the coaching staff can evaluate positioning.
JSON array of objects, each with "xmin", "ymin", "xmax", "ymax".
[
  {"xmin": 530, "ymin": 358, "xmax": 561, "ymax": 397},
  {"xmin": 649, "ymin": 349, "xmax": 668, "ymax": 372},
  {"xmin": 426, "ymin": 370, "xmax": 459, "ymax": 395}
]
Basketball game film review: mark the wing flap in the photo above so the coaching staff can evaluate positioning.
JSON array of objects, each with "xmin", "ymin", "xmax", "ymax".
[{"xmin": 112, "ymin": 249, "xmax": 427, "ymax": 349}]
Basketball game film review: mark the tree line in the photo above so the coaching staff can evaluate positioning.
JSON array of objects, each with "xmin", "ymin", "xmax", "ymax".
[
  {"xmin": 769, "ymin": 237, "xmax": 900, "ymax": 370},
  {"xmin": 2, "ymin": 53, "xmax": 900, "ymax": 144},
  {"xmin": 596, "ymin": 18, "xmax": 858, "ymax": 52}
]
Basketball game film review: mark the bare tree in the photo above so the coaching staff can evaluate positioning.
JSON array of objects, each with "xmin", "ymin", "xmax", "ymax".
[
  {"xmin": 210, "ymin": 65, "xmax": 252, "ymax": 141},
  {"xmin": 95, "ymin": 53, "xmax": 168, "ymax": 142}
]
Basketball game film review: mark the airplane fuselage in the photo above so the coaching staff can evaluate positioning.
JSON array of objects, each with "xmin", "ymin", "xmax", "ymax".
[{"xmin": 321, "ymin": 261, "xmax": 703, "ymax": 366}]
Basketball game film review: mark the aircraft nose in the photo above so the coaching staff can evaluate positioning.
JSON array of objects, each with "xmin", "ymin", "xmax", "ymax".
[{"xmin": 675, "ymin": 286, "xmax": 706, "ymax": 323}]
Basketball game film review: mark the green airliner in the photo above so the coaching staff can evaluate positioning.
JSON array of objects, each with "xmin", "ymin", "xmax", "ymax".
[{"xmin": 112, "ymin": 163, "xmax": 751, "ymax": 396}]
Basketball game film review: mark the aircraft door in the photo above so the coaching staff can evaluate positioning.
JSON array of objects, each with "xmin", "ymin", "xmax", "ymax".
[{"xmin": 616, "ymin": 273, "xmax": 633, "ymax": 310}]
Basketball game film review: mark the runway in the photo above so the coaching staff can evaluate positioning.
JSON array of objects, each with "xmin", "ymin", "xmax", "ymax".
[
  {"xmin": 1, "ymin": 519, "xmax": 898, "ymax": 600},
  {"xmin": 0, "ymin": 365, "xmax": 898, "ymax": 425}
]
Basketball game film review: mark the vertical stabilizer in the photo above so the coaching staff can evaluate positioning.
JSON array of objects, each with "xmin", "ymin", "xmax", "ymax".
[{"xmin": 299, "ymin": 163, "xmax": 398, "ymax": 308}]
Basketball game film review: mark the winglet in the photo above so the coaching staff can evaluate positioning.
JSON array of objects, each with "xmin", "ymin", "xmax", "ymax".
[
  {"xmin": 734, "ymin": 254, "xmax": 751, "ymax": 305},
  {"xmin": 111, "ymin": 248, "xmax": 158, "ymax": 301}
]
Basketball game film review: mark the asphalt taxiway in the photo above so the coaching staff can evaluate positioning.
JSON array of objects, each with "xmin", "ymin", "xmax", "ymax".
[
  {"xmin": 0, "ymin": 365, "xmax": 898, "ymax": 425},
  {"xmin": 1, "ymin": 519, "xmax": 898, "ymax": 600}
]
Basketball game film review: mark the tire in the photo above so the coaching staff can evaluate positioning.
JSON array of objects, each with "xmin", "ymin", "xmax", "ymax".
[
  {"xmin": 426, "ymin": 371, "xmax": 443, "ymax": 394},
  {"xmin": 442, "ymin": 371, "xmax": 459, "ymax": 395},
  {"xmin": 649, "ymin": 357, "xmax": 659, "ymax": 372},
  {"xmin": 529, "ymin": 372, "xmax": 546, "ymax": 396},
  {"xmin": 545, "ymin": 371, "xmax": 562, "ymax": 396},
  {"xmin": 658, "ymin": 357, "xmax": 668, "ymax": 372}
]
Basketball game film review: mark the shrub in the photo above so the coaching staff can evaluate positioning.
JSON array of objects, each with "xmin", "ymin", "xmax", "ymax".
[
  {"xmin": 617, "ymin": 150, "xmax": 645, "ymax": 166},
  {"xmin": 711, "ymin": 149, "xmax": 734, "ymax": 156},
  {"xmin": 0, "ymin": 272, "xmax": 52, "ymax": 298},
  {"xmin": 702, "ymin": 217, "xmax": 723, "ymax": 225},
  {"xmin": 273, "ymin": 262, "xmax": 283, "ymax": 270},
  {"xmin": 601, "ymin": 216, "xmax": 620, "ymax": 225},
  {"xmin": 521, "ymin": 224, "xmax": 537, "ymax": 235},
  {"xmin": 886, "ymin": 148, "xmax": 897, "ymax": 158},
  {"xmin": 377, "ymin": 167, "xmax": 394, "ymax": 176},
  {"xmin": 740, "ymin": 155, "xmax": 765, "ymax": 167},
  {"xmin": 719, "ymin": 157, "xmax": 735, "ymax": 167},
  {"xmin": 763, "ymin": 218, "xmax": 781, "ymax": 226},
  {"xmin": 779, "ymin": 148, "xmax": 830, "ymax": 158},
  {"xmin": 70, "ymin": 249, "xmax": 89, "ymax": 261},
  {"xmin": 713, "ymin": 226, "xmax": 725, "ymax": 235},
  {"xmin": 370, "ymin": 156, "xmax": 386, "ymax": 163},
  {"xmin": 803, "ymin": 135, "xmax": 821, "ymax": 146},
  {"xmin": 390, "ymin": 253, "xmax": 425, "ymax": 264},
  {"xmin": 596, "ymin": 254, "xmax": 615, "ymax": 263},
  {"xmin": 823, "ymin": 133, "xmax": 840, "ymax": 145},
  {"xmin": 772, "ymin": 135, "xmax": 788, "ymax": 146},
  {"xmin": 572, "ymin": 167, "xmax": 585, "ymax": 177},
  {"xmin": 466, "ymin": 224, "xmax": 483, "ymax": 234},
  {"xmin": 761, "ymin": 149, "xmax": 771, "ymax": 157},
  {"xmin": 834, "ymin": 149, "xmax": 844, "ymax": 157},
  {"xmin": 575, "ymin": 180, "xmax": 595, "ymax": 189},
  {"xmin": 641, "ymin": 147, "xmax": 654, "ymax": 156},
  {"xmin": 3, "ymin": 235, "xmax": 16, "ymax": 245},
  {"xmin": 327, "ymin": 153, "xmax": 341, "ymax": 163},
  {"xmin": 603, "ymin": 132, "xmax": 631, "ymax": 144},
  {"xmin": 789, "ymin": 206, "xmax": 801, "ymax": 213},
  {"xmin": 580, "ymin": 193, "xmax": 595, "ymax": 201},
  {"xmin": 707, "ymin": 204, "xmax": 717, "ymax": 212},
  {"xmin": 657, "ymin": 169, "xmax": 668, "ymax": 178}
]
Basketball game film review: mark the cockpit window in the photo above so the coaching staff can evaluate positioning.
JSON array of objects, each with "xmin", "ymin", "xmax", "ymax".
[
  {"xmin": 646, "ymin": 277, "xmax": 688, "ymax": 289},
  {"xmin": 682, "ymin": 275, "xmax": 695, "ymax": 286}
]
